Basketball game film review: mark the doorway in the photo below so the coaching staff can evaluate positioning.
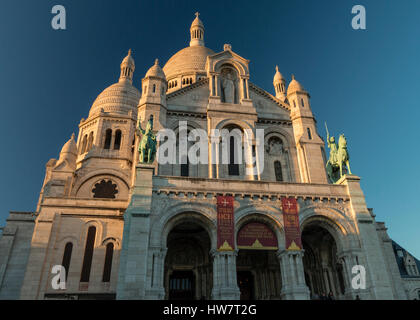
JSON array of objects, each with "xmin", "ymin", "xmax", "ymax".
[
  {"xmin": 164, "ymin": 220, "xmax": 213, "ymax": 300},
  {"xmin": 237, "ymin": 271, "xmax": 254, "ymax": 300},
  {"xmin": 169, "ymin": 270, "xmax": 195, "ymax": 300}
]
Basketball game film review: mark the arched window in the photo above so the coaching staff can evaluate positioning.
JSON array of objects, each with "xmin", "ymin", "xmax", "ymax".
[
  {"xmin": 181, "ymin": 156, "xmax": 189, "ymax": 177},
  {"xmin": 62, "ymin": 242, "xmax": 73, "ymax": 281},
  {"xmin": 178, "ymin": 130, "xmax": 190, "ymax": 177},
  {"xmin": 274, "ymin": 161, "xmax": 283, "ymax": 181},
  {"xmin": 307, "ymin": 128, "xmax": 312, "ymax": 140},
  {"xmin": 144, "ymin": 85, "xmax": 147, "ymax": 93},
  {"xmin": 102, "ymin": 242, "xmax": 114, "ymax": 282},
  {"xmin": 104, "ymin": 129, "xmax": 112, "ymax": 149},
  {"xmin": 80, "ymin": 134, "xmax": 88, "ymax": 154},
  {"xmin": 228, "ymin": 135, "xmax": 240, "ymax": 176},
  {"xmin": 301, "ymin": 98, "xmax": 305, "ymax": 107},
  {"xmin": 153, "ymin": 84, "xmax": 156, "ymax": 93},
  {"xmin": 293, "ymin": 100, "xmax": 296, "ymax": 108},
  {"xmin": 131, "ymin": 137, "xmax": 135, "ymax": 154},
  {"xmin": 114, "ymin": 130, "xmax": 122, "ymax": 150},
  {"xmin": 87, "ymin": 132, "xmax": 94, "ymax": 152},
  {"xmin": 80, "ymin": 226, "xmax": 96, "ymax": 282}
]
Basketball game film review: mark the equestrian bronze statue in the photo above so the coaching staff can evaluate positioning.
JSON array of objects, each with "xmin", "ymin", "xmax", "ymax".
[
  {"xmin": 137, "ymin": 115, "xmax": 157, "ymax": 163},
  {"xmin": 325, "ymin": 122, "xmax": 352, "ymax": 183}
]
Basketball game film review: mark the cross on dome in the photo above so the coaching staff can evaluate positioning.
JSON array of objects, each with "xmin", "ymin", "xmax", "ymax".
[{"xmin": 195, "ymin": 12, "xmax": 200, "ymax": 18}]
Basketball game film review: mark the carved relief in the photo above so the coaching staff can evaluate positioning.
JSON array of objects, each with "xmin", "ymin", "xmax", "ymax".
[{"xmin": 266, "ymin": 137, "xmax": 283, "ymax": 156}]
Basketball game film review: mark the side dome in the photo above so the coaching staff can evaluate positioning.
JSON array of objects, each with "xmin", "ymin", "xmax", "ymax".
[
  {"xmin": 89, "ymin": 81, "xmax": 140, "ymax": 117},
  {"xmin": 162, "ymin": 45, "xmax": 214, "ymax": 80},
  {"xmin": 60, "ymin": 133, "xmax": 77, "ymax": 155},
  {"xmin": 145, "ymin": 59, "xmax": 166, "ymax": 79},
  {"xmin": 287, "ymin": 75, "xmax": 305, "ymax": 95}
]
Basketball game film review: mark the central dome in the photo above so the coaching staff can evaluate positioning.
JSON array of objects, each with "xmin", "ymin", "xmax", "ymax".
[{"xmin": 163, "ymin": 45, "xmax": 214, "ymax": 80}]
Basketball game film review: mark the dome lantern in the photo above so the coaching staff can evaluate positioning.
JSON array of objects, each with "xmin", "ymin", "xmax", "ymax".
[
  {"xmin": 119, "ymin": 49, "xmax": 135, "ymax": 84},
  {"xmin": 190, "ymin": 12, "xmax": 205, "ymax": 47},
  {"xmin": 273, "ymin": 65, "xmax": 286, "ymax": 101}
]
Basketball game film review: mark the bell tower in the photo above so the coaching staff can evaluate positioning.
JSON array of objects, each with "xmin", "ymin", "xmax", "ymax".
[
  {"xmin": 288, "ymin": 75, "xmax": 328, "ymax": 184},
  {"xmin": 138, "ymin": 59, "xmax": 167, "ymax": 132}
]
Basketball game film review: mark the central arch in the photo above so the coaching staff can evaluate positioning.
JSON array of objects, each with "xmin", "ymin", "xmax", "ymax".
[
  {"xmin": 235, "ymin": 214, "xmax": 283, "ymax": 300},
  {"xmin": 163, "ymin": 213, "xmax": 214, "ymax": 300},
  {"xmin": 301, "ymin": 218, "xmax": 347, "ymax": 300}
]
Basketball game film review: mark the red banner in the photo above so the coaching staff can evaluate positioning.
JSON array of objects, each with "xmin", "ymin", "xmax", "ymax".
[
  {"xmin": 217, "ymin": 195, "xmax": 235, "ymax": 251},
  {"xmin": 237, "ymin": 222, "xmax": 278, "ymax": 250},
  {"xmin": 281, "ymin": 197, "xmax": 302, "ymax": 250}
]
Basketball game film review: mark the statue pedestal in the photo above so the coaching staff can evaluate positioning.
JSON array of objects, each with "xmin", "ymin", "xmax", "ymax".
[
  {"xmin": 116, "ymin": 163, "xmax": 154, "ymax": 299},
  {"xmin": 337, "ymin": 174, "xmax": 395, "ymax": 299},
  {"xmin": 336, "ymin": 174, "xmax": 371, "ymax": 221}
]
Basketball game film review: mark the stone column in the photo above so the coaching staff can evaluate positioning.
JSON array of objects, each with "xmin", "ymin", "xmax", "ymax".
[
  {"xmin": 208, "ymin": 135, "xmax": 220, "ymax": 179},
  {"xmin": 146, "ymin": 247, "xmax": 166, "ymax": 299},
  {"xmin": 277, "ymin": 250, "xmax": 310, "ymax": 300},
  {"xmin": 211, "ymin": 250, "xmax": 240, "ymax": 300},
  {"xmin": 338, "ymin": 252, "xmax": 361, "ymax": 299},
  {"xmin": 244, "ymin": 135, "xmax": 255, "ymax": 181}
]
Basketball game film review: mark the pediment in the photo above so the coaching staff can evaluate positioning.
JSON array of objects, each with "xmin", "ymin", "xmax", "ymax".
[
  {"xmin": 206, "ymin": 48, "xmax": 250, "ymax": 76},
  {"xmin": 249, "ymin": 83, "xmax": 290, "ymax": 120},
  {"xmin": 166, "ymin": 80, "xmax": 210, "ymax": 110}
]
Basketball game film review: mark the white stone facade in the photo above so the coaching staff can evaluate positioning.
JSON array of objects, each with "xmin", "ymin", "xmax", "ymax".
[{"xmin": 0, "ymin": 14, "xmax": 419, "ymax": 300}]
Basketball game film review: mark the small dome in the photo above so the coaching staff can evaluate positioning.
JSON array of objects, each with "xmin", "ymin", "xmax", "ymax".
[
  {"xmin": 89, "ymin": 81, "xmax": 140, "ymax": 117},
  {"xmin": 287, "ymin": 75, "xmax": 305, "ymax": 95},
  {"xmin": 273, "ymin": 66, "xmax": 284, "ymax": 83},
  {"xmin": 163, "ymin": 46, "xmax": 214, "ymax": 80},
  {"xmin": 60, "ymin": 133, "xmax": 77, "ymax": 155},
  {"xmin": 145, "ymin": 59, "xmax": 166, "ymax": 79},
  {"xmin": 121, "ymin": 49, "xmax": 135, "ymax": 67}
]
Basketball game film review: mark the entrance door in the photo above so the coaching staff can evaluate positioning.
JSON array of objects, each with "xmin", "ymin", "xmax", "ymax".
[
  {"xmin": 237, "ymin": 271, "xmax": 254, "ymax": 300},
  {"xmin": 169, "ymin": 271, "xmax": 195, "ymax": 300}
]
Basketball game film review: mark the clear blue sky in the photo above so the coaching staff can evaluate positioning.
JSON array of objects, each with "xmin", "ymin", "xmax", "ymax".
[{"xmin": 0, "ymin": 0, "xmax": 419, "ymax": 257}]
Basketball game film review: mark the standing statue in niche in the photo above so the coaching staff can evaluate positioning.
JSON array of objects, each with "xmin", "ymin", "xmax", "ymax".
[
  {"xmin": 221, "ymin": 70, "xmax": 236, "ymax": 104},
  {"xmin": 137, "ymin": 115, "xmax": 157, "ymax": 163},
  {"xmin": 325, "ymin": 122, "xmax": 352, "ymax": 183}
]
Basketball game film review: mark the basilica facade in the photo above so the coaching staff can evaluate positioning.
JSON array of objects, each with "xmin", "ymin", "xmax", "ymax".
[{"xmin": 0, "ymin": 14, "xmax": 419, "ymax": 300}]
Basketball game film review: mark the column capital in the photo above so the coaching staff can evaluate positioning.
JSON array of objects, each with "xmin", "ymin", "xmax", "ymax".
[
  {"xmin": 210, "ymin": 249, "xmax": 238, "ymax": 257},
  {"xmin": 277, "ymin": 249, "xmax": 305, "ymax": 259}
]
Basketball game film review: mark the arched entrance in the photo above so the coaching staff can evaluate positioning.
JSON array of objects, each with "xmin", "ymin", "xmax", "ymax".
[
  {"xmin": 164, "ymin": 220, "xmax": 212, "ymax": 300},
  {"xmin": 236, "ymin": 221, "xmax": 282, "ymax": 300},
  {"xmin": 301, "ymin": 223, "xmax": 346, "ymax": 299}
]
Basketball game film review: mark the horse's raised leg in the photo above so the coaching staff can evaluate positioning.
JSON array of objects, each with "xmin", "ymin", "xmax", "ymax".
[{"xmin": 339, "ymin": 163, "xmax": 343, "ymax": 178}]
